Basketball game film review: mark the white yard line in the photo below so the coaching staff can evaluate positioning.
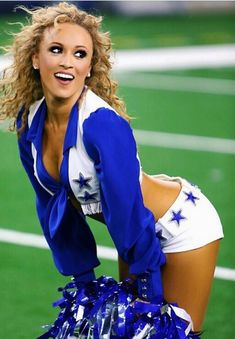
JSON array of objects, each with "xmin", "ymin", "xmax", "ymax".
[
  {"xmin": 0, "ymin": 228, "xmax": 234, "ymax": 282},
  {"xmin": 214, "ymin": 266, "xmax": 235, "ymax": 282},
  {"xmin": 134, "ymin": 130, "xmax": 235, "ymax": 154},
  {"xmin": 1, "ymin": 44, "xmax": 235, "ymax": 72},
  {"xmin": 113, "ymin": 44, "xmax": 235, "ymax": 71},
  {"xmin": 0, "ymin": 55, "xmax": 11, "ymax": 71},
  {"xmin": 1, "ymin": 124, "xmax": 234, "ymax": 154},
  {"xmin": 116, "ymin": 73, "xmax": 235, "ymax": 95},
  {"xmin": 0, "ymin": 228, "xmax": 118, "ymax": 261}
]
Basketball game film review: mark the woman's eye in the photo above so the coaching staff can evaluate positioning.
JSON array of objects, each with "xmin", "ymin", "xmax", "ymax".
[
  {"xmin": 75, "ymin": 50, "xmax": 87, "ymax": 58},
  {"xmin": 49, "ymin": 46, "xmax": 62, "ymax": 54}
]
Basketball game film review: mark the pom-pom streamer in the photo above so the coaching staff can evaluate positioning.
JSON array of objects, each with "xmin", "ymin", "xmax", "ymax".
[{"xmin": 37, "ymin": 276, "xmax": 200, "ymax": 339}]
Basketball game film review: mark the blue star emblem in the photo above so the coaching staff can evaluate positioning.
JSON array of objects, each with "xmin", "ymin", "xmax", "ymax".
[
  {"xmin": 170, "ymin": 209, "xmax": 186, "ymax": 226},
  {"xmin": 184, "ymin": 191, "xmax": 199, "ymax": 205},
  {"xmin": 82, "ymin": 191, "xmax": 97, "ymax": 202},
  {"xmin": 73, "ymin": 172, "xmax": 91, "ymax": 189}
]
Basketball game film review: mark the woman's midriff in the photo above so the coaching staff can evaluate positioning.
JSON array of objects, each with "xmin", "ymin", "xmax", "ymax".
[
  {"xmin": 141, "ymin": 172, "xmax": 181, "ymax": 221},
  {"xmin": 69, "ymin": 172, "xmax": 181, "ymax": 224}
]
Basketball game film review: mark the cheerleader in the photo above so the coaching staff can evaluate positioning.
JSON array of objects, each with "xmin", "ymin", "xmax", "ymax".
[{"xmin": 0, "ymin": 2, "xmax": 223, "ymax": 338}]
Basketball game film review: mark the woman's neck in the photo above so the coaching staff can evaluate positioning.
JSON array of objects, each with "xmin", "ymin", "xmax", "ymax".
[
  {"xmin": 45, "ymin": 87, "xmax": 85, "ymax": 128},
  {"xmin": 44, "ymin": 87, "xmax": 85, "ymax": 128},
  {"xmin": 44, "ymin": 93, "xmax": 81, "ymax": 130},
  {"xmin": 46, "ymin": 99, "xmax": 72, "ymax": 129}
]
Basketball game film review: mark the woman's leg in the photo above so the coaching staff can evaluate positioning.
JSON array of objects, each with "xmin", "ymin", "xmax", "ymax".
[{"xmin": 162, "ymin": 240, "xmax": 220, "ymax": 331}]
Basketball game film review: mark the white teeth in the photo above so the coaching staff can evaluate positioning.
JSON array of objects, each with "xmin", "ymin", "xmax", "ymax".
[{"xmin": 55, "ymin": 73, "xmax": 74, "ymax": 80}]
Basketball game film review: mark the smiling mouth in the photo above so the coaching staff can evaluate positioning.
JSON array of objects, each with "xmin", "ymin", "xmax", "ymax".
[{"xmin": 54, "ymin": 72, "xmax": 75, "ymax": 81}]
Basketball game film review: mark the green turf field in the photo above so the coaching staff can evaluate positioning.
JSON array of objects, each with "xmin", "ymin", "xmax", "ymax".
[{"xmin": 0, "ymin": 9, "xmax": 235, "ymax": 339}]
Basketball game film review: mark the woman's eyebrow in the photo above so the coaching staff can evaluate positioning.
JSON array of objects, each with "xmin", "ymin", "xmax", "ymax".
[{"xmin": 49, "ymin": 41, "xmax": 88, "ymax": 49}]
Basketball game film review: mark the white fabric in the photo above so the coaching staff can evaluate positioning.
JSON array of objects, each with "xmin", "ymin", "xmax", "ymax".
[
  {"xmin": 27, "ymin": 90, "xmax": 142, "ymax": 216},
  {"xmin": 68, "ymin": 90, "xmax": 113, "ymax": 215},
  {"xmin": 154, "ymin": 174, "xmax": 224, "ymax": 253}
]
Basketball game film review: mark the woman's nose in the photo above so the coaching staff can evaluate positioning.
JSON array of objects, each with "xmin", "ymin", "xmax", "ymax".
[{"xmin": 59, "ymin": 53, "xmax": 73, "ymax": 69}]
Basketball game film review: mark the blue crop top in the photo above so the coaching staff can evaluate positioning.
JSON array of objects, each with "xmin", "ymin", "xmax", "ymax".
[{"xmin": 17, "ymin": 88, "xmax": 166, "ymax": 301}]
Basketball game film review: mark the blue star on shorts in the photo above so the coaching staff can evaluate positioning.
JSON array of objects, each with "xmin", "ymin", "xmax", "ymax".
[
  {"xmin": 184, "ymin": 191, "xmax": 199, "ymax": 205},
  {"xmin": 170, "ymin": 209, "xmax": 186, "ymax": 226}
]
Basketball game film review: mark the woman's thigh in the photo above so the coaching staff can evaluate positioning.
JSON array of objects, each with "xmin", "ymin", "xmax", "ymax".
[{"xmin": 162, "ymin": 240, "xmax": 220, "ymax": 332}]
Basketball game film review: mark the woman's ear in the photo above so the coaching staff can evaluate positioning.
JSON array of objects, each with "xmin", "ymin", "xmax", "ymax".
[
  {"xmin": 32, "ymin": 54, "xmax": 39, "ymax": 70},
  {"xmin": 88, "ymin": 64, "xmax": 92, "ymax": 77}
]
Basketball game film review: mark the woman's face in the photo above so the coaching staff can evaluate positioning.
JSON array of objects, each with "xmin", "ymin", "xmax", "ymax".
[{"xmin": 32, "ymin": 22, "xmax": 93, "ymax": 105}]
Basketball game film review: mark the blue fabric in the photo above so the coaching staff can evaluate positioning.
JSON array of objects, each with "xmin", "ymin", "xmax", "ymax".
[
  {"xmin": 17, "ymin": 103, "xmax": 99, "ymax": 280},
  {"xmin": 83, "ymin": 108, "xmax": 166, "ymax": 300},
  {"xmin": 17, "ymin": 100, "xmax": 166, "ymax": 299},
  {"xmin": 38, "ymin": 276, "xmax": 196, "ymax": 339}
]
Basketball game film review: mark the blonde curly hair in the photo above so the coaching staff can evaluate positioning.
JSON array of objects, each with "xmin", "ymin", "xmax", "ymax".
[{"xmin": 0, "ymin": 1, "xmax": 129, "ymax": 132}]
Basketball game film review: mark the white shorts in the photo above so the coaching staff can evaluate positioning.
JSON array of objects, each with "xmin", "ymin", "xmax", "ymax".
[{"xmin": 154, "ymin": 174, "xmax": 224, "ymax": 253}]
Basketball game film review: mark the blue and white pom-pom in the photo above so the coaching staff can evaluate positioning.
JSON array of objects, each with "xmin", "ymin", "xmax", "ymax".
[{"xmin": 37, "ymin": 276, "xmax": 200, "ymax": 339}]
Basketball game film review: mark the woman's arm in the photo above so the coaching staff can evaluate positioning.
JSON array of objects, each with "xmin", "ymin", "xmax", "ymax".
[
  {"xmin": 17, "ymin": 110, "xmax": 100, "ymax": 280},
  {"xmin": 83, "ymin": 107, "xmax": 166, "ymax": 302}
]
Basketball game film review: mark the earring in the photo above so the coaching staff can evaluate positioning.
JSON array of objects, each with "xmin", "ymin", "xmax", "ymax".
[
  {"xmin": 33, "ymin": 64, "xmax": 38, "ymax": 70},
  {"xmin": 87, "ymin": 72, "xmax": 91, "ymax": 78}
]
